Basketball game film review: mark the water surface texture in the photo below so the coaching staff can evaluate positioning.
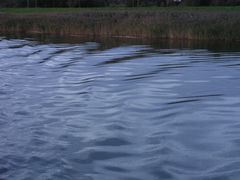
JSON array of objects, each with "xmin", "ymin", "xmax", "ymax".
[{"xmin": 1, "ymin": 38, "xmax": 240, "ymax": 180}]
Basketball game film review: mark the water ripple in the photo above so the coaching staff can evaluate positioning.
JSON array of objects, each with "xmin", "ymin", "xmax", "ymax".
[{"xmin": 0, "ymin": 38, "xmax": 240, "ymax": 180}]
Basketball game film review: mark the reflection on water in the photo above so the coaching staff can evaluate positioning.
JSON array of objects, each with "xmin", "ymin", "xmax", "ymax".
[{"xmin": 0, "ymin": 37, "xmax": 240, "ymax": 180}]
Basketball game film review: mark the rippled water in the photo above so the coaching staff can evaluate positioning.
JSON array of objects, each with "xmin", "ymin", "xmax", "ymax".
[{"xmin": 1, "ymin": 37, "xmax": 240, "ymax": 180}]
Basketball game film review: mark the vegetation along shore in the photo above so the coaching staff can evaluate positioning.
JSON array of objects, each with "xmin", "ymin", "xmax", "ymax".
[{"xmin": 0, "ymin": 7, "xmax": 240, "ymax": 41}]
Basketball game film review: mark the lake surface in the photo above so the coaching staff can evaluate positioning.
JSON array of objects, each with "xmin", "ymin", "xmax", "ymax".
[{"xmin": 0, "ymin": 37, "xmax": 240, "ymax": 180}]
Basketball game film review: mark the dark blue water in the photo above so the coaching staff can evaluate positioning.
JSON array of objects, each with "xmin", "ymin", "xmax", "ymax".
[{"xmin": 0, "ymin": 37, "xmax": 240, "ymax": 180}]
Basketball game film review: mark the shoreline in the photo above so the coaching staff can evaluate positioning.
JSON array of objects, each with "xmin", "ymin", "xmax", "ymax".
[{"xmin": 0, "ymin": 9, "xmax": 240, "ymax": 41}]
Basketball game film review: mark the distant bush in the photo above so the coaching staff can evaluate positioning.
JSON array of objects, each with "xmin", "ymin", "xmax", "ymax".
[
  {"xmin": 0, "ymin": 0, "xmax": 239, "ymax": 7},
  {"xmin": 184, "ymin": 0, "xmax": 240, "ymax": 6}
]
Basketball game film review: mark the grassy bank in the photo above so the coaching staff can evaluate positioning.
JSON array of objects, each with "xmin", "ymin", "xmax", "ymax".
[
  {"xmin": 0, "ymin": 7, "xmax": 240, "ymax": 41},
  {"xmin": 1, "ymin": 6, "xmax": 240, "ymax": 13}
]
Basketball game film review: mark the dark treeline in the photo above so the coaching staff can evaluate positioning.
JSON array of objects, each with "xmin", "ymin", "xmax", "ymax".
[{"xmin": 0, "ymin": 0, "xmax": 240, "ymax": 7}]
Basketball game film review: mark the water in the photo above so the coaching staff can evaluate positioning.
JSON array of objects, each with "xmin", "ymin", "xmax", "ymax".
[{"xmin": 0, "ymin": 37, "xmax": 240, "ymax": 180}]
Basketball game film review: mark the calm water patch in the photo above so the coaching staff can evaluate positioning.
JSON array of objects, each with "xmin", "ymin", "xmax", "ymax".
[{"xmin": 0, "ymin": 37, "xmax": 240, "ymax": 180}]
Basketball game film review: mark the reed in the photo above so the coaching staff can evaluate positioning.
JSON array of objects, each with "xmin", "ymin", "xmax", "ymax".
[{"xmin": 0, "ymin": 9, "xmax": 239, "ymax": 41}]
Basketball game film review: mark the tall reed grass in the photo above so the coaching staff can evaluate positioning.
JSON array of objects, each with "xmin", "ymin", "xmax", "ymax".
[{"xmin": 0, "ymin": 9, "xmax": 239, "ymax": 41}]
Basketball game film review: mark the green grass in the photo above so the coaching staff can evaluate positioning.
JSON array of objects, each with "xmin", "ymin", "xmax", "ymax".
[{"xmin": 0, "ymin": 6, "xmax": 240, "ymax": 14}]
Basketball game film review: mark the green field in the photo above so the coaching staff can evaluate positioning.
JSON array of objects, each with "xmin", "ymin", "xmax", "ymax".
[{"xmin": 1, "ymin": 6, "xmax": 240, "ymax": 14}]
